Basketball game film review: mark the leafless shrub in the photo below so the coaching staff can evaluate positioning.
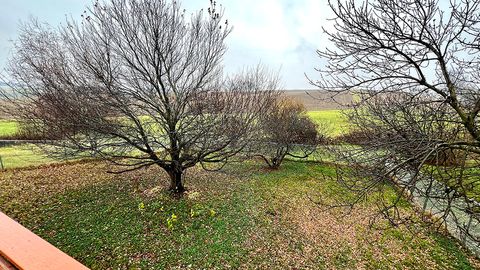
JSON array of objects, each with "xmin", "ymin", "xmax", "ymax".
[
  {"xmin": 335, "ymin": 129, "xmax": 371, "ymax": 145},
  {"xmin": 251, "ymin": 98, "xmax": 323, "ymax": 169}
]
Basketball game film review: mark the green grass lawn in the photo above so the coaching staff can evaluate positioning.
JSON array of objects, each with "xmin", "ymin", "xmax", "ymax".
[
  {"xmin": 0, "ymin": 144, "xmax": 55, "ymax": 169},
  {"xmin": 307, "ymin": 110, "xmax": 349, "ymax": 137},
  {"xmin": 0, "ymin": 120, "xmax": 18, "ymax": 137},
  {"xmin": 0, "ymin": 160, "xmax": 477, "ymax": 269}
]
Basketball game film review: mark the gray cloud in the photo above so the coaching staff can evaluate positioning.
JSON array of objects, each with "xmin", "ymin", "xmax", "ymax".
[{"xmin": 0, "ymin": 0, "xmax": 333, "ymax": 89}]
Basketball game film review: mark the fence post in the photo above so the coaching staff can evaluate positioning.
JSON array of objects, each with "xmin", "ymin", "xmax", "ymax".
[{"xmin": 0, "ymin": 156, "xmax": 4, "ymax": 170}]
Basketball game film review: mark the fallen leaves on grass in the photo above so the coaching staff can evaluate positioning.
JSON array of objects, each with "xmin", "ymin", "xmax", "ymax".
[{"xmin": 0, "ymin": 160, "xmax": 478, "ymax": 269}]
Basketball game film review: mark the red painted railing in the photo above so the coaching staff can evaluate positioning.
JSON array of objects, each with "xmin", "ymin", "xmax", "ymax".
[{"xmin": 0, "ymin": 212, "xmax": 89, "ymax": 270}]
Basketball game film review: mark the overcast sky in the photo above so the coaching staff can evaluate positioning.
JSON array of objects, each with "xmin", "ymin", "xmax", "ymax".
[{"xmin": 0, "ymin": 0, "xmax": 334, "ymax": 89}]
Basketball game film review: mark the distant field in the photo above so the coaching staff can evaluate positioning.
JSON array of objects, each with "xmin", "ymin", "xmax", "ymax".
[
  {"xmin": 0, "ymin": 110, "xmax": 350, "ymax": 138},
  {"xmin": 283, "ymin": 90, "xmax": 352, "ymax": 111},
  {"xmin": 0, "ymin": 120, "xmax": 18, "ymax": 137},
  {"xmin": 0, "ymin": 99, "xmax": 14, "ymax": 119},
  {"xmin": 0, "ymin": 144, "xmax": 54, "ymax": 169},
  {"xmin": 0, "ymin": 106, "xmax": 349, "ymax": 169},
  {"xmin": 0, "ymin": 90, "xmax": 350, "ymax": 120},
  {"xmin": 283, "ymin": 90, "xmax": 352, "ymax": 137},
  {"xmin": 307, "ymin": 110, "xmax": 349, "ymax": 137}
]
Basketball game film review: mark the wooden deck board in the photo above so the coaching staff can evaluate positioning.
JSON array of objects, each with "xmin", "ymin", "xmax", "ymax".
[
  {"xmin": 0, "ymin": 255, "xmax": 17, "ymax": 270},
  {"xmin": 0, "ymin": 212, "xmax": 89, "ymax": 270}
]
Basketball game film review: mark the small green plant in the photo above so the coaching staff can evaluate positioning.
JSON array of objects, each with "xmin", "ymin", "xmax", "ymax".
[
  {"xmin": 138, "ymin": 202, "xmax": 145, "ymax": 211},
  {"xmin": 167, "ymin": 213, "xmax": 178, "ymax": 230},
  {"xmin": 210, "ymin": 209, "xmax": 216, "ymax": 217}
]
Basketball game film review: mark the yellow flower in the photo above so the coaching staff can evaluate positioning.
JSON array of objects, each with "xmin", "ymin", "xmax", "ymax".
[{"xmin": 167, "ymin": 213, "xmax": 178, "ymax": 230}]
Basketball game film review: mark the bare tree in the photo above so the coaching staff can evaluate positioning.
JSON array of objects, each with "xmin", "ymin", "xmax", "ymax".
[
  {"xmin": 252, "ymin": 98, "xmax": 322, "ymax": 169},
  {"xmin": 314, "ymin": 0, "xmax": 480, "ymax": 249},
  {"xmin": 2, "ymin": 0, "xmax": 279, "ymax": 193}
]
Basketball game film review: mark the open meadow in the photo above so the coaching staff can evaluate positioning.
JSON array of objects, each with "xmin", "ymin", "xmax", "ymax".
[
  {"xmin": 0, "ymin": 109, "xmax": 346, "ymax": 169},
  {"xmin": 0, "ymin": 120, "xmax": 17, "ymax": 138}
]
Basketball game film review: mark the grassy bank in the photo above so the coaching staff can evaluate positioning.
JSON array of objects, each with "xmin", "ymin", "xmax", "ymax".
[
  {"xmin": 0, "ymin": 120, "xmax": 18, "ymax": 137},
  {"xmin": 307, "ymin": 110, "xmax": 349, "ymax": 136},
  {"xmin": 0, "ymin": 144, "xmax": 55, "ymax": 169}
]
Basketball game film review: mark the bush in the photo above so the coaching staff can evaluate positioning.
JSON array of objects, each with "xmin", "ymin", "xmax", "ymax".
[
  {"xmin": 335, "ymin": 129, "xmax": 372, "ymax": 145},
  {"xmin": 253, "ymin": 98, "xmax": 324, "ymax": 169}
]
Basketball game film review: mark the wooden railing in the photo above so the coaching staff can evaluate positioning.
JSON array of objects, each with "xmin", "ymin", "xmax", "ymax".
[{"xmin": 0, "ymin": 212, "xmax": 89, "ymax": 270}]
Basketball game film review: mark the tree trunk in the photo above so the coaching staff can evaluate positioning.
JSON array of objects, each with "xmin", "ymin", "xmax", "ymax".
[
  {"xmin": 168, "ymin": 169, "xmax": 185, "ymax": 193},
  {"xmin": 270, "ymin": 150, "xmax": 287, "ymax": 169},
  {"xmin": 270, "ymin": 157, "xmax": 281, "ymax": 169}
]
